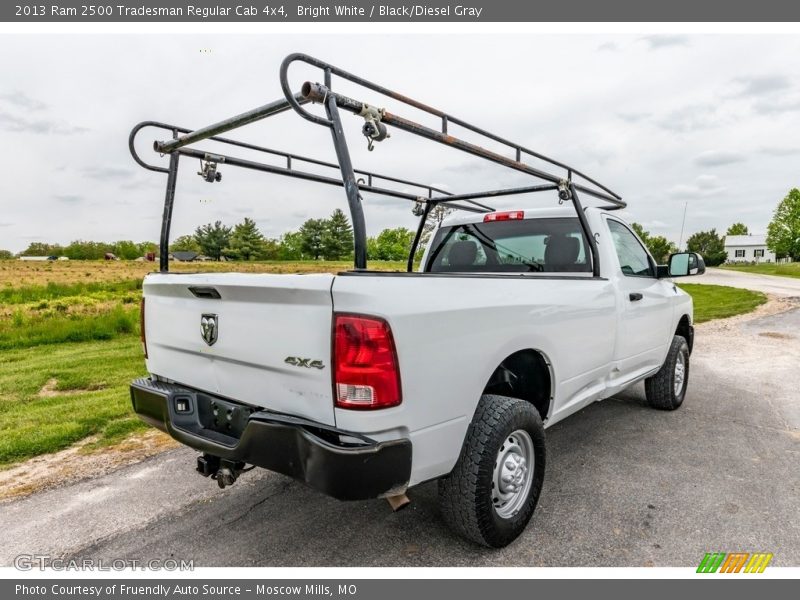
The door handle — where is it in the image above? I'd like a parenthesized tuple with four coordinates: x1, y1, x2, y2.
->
(629, 292, 643, 301)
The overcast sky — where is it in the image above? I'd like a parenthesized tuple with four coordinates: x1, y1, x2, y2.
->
(0, 33, 798, 253)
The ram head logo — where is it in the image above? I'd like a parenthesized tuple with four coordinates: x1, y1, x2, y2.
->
(200, 314, 218, 346)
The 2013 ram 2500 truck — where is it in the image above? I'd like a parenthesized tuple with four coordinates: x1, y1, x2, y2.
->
(129, 53, 706, 547)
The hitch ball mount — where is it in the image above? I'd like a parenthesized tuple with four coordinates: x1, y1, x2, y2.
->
(197, 453, 246, 489)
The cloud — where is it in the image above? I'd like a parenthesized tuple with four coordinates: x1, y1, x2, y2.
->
(82, 166, 133, 180)
(759, 146, 800, 156)
(642, 219, 668, 229)
(639, 35, 690, 50)
(598, 42, 618, 52)
(668, 175, 727, 199)
(695, 174, 721, 189)
(0, 91, 47, 111)
(0, 222, 13, 227)
(730, 75, 791, 97)
(0, 111, 88, 135)
(656, 104, 717, 132)
(54, 194, 83, 203)
(617, 111, 651, 123)
(693, 150, 746, 167)
(752, 97, 800, 115)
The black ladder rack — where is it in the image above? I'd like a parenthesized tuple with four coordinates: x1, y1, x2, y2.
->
(129, 52, 625, 276)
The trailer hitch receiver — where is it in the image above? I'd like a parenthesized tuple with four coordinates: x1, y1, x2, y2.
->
(197, 453, 246, 489)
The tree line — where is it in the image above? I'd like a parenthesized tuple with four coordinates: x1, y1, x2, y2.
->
(169, 209, 415, 262)
(5, 188, 799, 264)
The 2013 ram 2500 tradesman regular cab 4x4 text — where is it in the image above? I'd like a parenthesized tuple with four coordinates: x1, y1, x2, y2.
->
(129, 53, 706, 547)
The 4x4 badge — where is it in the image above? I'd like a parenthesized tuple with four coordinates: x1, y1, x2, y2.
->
(200, 314, 218, 346)
(285, 356, 325, 369)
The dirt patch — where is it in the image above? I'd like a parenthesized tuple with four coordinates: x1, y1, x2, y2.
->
(37, 378, 107, 397)
(697, 294, 799, 334)
(0, 430, 178, 502)
(759, 331, 795, 340)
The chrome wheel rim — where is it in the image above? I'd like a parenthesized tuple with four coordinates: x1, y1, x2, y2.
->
(492, 429, 534, 519)
(674, 351, 686, 396)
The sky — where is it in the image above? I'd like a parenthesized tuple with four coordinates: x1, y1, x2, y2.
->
(0, 33, 798, 253)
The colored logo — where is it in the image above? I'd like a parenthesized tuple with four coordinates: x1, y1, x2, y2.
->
(697, 552, 773, 573)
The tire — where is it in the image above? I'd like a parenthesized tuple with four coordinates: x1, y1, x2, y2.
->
(645, 335, 690, 410)
(438, 394, 546, 548)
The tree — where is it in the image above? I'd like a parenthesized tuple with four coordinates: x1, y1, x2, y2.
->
(278, 231, 305, 260)
(686, 229, 727, 266)
(726, 222, 749, 236)
(0, 249, 13, 259)
(224, 218, 268, 261)
(630, 223, 677, 263)
(20, 242, 64, 257)
(63, 240, 110, 260)
(766, 188, 800, 261)
(631, 222, 650, 245)
(646, 236, 677, 264)
(368, 227, 415, 261)
(260, 238, 281, 260)
(112, 240, 141, 260)
(194, 221, 232, 261)
(321, 209, 354, 260)
(299, 218, 326, 260)
(170, 235, 200, 253)
(137, 241, 158, 257)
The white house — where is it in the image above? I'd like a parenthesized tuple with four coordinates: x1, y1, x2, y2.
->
(724, 234, 775, 263)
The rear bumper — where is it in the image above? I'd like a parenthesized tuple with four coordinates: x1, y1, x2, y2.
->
(130, 377, 411, 500)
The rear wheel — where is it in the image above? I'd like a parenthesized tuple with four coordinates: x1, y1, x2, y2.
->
(645, 335, 690, 410)
(438, 394, 546, 548)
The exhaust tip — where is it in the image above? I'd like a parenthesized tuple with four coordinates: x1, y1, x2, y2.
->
(386, 493, 411, 512)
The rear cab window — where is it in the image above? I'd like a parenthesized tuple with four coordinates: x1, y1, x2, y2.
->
(425, 217, 592, 274)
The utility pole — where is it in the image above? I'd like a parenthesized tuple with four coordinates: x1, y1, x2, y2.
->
(678, 200, 688, 251)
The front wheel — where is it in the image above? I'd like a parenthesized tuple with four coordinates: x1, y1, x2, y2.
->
(645, 335, 690, 410)
(438, 394, 546, 548)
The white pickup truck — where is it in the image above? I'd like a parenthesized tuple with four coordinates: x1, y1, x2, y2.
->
(129, 54, 706, 547)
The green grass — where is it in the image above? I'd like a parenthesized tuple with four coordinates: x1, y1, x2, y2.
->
(721, 262, 800, 279)
(0, 305, 139, 350)
(0, 337, 148, 466)
(0, 279, 142, 304)
(679, 283, 767, 323)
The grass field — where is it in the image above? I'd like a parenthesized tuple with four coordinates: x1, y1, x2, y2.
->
(678, 283, 766, 323)
(721, 262, 800, 279)
(0, 261, 769, 468)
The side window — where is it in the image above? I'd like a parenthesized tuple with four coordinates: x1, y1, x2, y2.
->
(607, 219, 655, 278)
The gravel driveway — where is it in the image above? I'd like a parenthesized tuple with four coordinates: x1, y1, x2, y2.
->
(695, 267, 800, 296)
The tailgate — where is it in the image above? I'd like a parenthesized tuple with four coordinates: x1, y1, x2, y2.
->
(142, 273, 336, 426)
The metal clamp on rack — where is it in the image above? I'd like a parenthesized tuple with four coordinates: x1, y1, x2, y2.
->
(198, 154, 224, 183)
(360, 104, 390, 151)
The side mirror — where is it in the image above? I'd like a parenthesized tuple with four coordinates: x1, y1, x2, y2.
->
(667, 252, 706, 277)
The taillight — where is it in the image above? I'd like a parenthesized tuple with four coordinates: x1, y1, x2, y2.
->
(140, 297, 147, 358)
(333, 314, 401, 410)
(484, 210, 524, 222)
